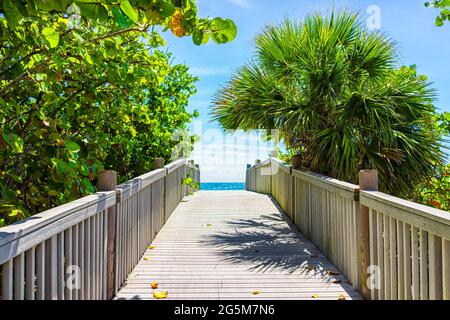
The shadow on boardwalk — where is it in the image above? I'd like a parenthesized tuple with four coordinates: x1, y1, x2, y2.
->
(200, 212, 338, 279)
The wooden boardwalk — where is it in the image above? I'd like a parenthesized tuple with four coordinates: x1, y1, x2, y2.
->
(115, 191, 362, 300)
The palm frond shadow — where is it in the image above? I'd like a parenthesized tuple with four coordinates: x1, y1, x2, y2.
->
(200, 213, 338, 279)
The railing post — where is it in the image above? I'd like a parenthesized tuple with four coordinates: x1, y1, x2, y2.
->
(359, 169, 378, 299)
(97, 170, 117, 300)
(291, 155, 301, 170)
(153, 158, 165, 169)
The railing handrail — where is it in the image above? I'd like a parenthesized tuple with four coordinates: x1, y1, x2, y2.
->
(0, 158, 193, 265)
(0, 192, 116, 249)
(165, 158, 186, 173)
(116, 168, 166, 202)
(246, 157, 450, 300)
(361, 190, 450, 230)
(0, 191, 116, 265)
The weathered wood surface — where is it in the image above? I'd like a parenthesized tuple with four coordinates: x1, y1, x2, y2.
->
(115, 191, 362, 300)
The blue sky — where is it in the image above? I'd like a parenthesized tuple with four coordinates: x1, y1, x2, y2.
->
(163, 0, 450, 182)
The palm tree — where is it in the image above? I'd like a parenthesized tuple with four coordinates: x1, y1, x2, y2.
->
(212, 11, 444, 196)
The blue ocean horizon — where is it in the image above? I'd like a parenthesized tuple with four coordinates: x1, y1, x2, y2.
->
(201, 182, 245, 191)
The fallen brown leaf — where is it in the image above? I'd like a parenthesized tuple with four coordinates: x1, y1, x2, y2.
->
(153, 291, 168, 299)
(326, 270, 340, 276)
(151, 282, 158, 289)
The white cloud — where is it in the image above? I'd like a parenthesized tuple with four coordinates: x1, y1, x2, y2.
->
(227, 0, 252, 9)
(189, 128, 274, 182)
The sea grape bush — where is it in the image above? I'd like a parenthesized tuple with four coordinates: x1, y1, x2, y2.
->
(0, 1, 236, 226)
(0, 0, 237, 45)
(425, 0, 450, 26)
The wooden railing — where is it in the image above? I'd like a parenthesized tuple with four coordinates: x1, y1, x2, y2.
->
(0, 159, 199, 300)
(246, 158, 450, 300)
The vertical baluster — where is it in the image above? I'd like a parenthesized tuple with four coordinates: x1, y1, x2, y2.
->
(103, 209, 108, 299)
(35, 242, 45, 300)
(411, 227, 420, 300)
(429, 234, 443, 300)
(369, 208, 378, 300)
(99, 211, 104, 299)
(25, 248, 35, 300)
(13, 253, 25, 300)
(45, 236, 57, 300)
(64, 228, 72, 300)
(403, 223, 412, 300)
(376, 212, 384, 299)
(78, 221, 85, 300)
(57, 232, 64, 300)
(383, 215, 391, 300)
(2, 259, 13, 300)
(45, 236, 57, 299)
(72, 224, 79, 300)
(389, 218, 397, 300)
(419, 229, 429, 300)
(84, 217, 91, 300)
(96, 212, 100, 299)
(443, 239, 450, 300)
(397, 221, 404, 300)
(90, 214, 96, 300)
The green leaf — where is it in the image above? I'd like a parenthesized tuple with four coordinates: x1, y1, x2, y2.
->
(3, 133, 24, 153)
(192, 30, 210, 45)
(66, 141, 81, 153)
(155, 0, 176, 19)
(42, 27, 60, 48)
(210, 18, 237, 44)
(82, 178, 95, 194)
(51, 158, 69, 175)
(77, 3, 109, 21)
(112, 6, 134, 28)
(3, 0, 23, 27)
(80, 164, 90, 176)
(120, 0, 139, 23)
(436, 16, 444, 27)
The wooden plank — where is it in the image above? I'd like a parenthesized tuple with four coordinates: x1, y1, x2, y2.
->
(115, 191, 361, 300)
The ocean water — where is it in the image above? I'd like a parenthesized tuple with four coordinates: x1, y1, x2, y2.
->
(201, 182, 245, 191)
